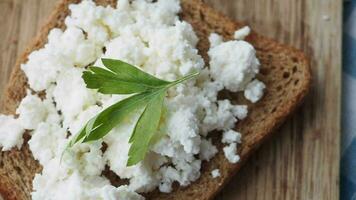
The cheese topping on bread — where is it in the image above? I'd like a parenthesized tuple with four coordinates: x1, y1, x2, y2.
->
(0, 0, 264, 199)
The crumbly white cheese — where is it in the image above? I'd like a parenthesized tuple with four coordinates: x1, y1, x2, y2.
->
(223, 143, 240, 163)
(21, 48, 70, 92)
(16, 92, 60, 130)
(208, 40, 260, 92)
(16, 93, 47, 130)
(209, 33, 223, 47)
(167, 108, 200, 154)
(211, 169, 221, 178)
(0, 115, 25, 151)
(21, 25, 101, 92)
(202, 100, 247, 133)
(234, 26, 251, 40)
(0, 0, 265, 199)
(158, 159, 201, 193)
(222, 129, 241, 144)
(32, 158, 144, 200)
(96, 20, 203, 81)
(199, 139, 218, 161)
(244, 79, 266, 103)
(63, 141, 106, 177)
(53, 67, 98, 128)
(65, 0, 110, 45)
(29, 123, 67, 165)
(100, 185, 145, 200)
(47, 27, 102, 67)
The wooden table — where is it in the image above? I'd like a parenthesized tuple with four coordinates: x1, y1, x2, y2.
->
(0, 0, 341, 199)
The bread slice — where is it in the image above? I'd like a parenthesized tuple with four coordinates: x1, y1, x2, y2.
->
(0, 0, 311, 199)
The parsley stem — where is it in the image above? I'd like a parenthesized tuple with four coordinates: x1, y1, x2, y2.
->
(168, 71, 199, 88)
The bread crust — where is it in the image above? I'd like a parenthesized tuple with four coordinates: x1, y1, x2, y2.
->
(0, 0, 311, 199)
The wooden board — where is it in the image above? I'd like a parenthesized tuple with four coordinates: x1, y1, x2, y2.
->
(0, 0, 341, 199)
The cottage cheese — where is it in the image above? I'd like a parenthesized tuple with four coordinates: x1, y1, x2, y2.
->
(21, 48, 69, 92)
(244, 79, 266, 103)
(47, 27, 102, 67)
(16, 93, 48, 130)
(32, 159, 144, 200)
(199, 139, 218, 161)
(63, 141, 106, 177)
(65, 0, 111, 45)
(222, 129, 241, 144)
(28, 123, 67, 165)
(209, 33, 223, 47)
(166, 108, 200, 154)
(0, 115, 24, 151)
(0, 0, 265, 199)
(16, 91, 61, 130)
(208, 38, 260, 92)
(53, 67, 98, 128)
(223, 143, 240, 163)
(234, 26, 251, 40)
(211, 169, 221, 178)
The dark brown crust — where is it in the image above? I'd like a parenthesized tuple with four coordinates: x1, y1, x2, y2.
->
(0, 0, 311, 199)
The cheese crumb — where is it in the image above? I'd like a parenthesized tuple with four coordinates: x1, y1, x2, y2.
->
(167, 108, 200, 154)
(108, 185, 145, 200)
(208, 40, 260, 92)
(53, 67, 98, 127)
(21, 48, 69, 92)
(211, 169, 221, 178)
(209, 33, 223, 47)
(0, 115, 25, 151)
(16, 92, 60, 130)
(232, 105, 248, 120)
(29, 123, 67, 165)
(234, 26, 251, 40)
(222, 130, 241, 144)
(223, 143, 240, 163)
(244, 79, 266, 103)
(47, 27, 102, 67)
(65, 0, 110, 44)
(199, 139, 218, 161)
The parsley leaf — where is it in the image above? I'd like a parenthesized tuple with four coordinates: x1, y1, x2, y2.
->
(82, 59, 170, 94)
(67, 59, 199, 166)
(127, 89, 166, 166)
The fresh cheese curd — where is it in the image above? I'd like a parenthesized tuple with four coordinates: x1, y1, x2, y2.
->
(211, 169, 221, 178)
(0, 0, 265, 199)
(0, 115, 24, 151)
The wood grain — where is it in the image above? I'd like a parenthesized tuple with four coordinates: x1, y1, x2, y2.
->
(0, 0, 341, 200)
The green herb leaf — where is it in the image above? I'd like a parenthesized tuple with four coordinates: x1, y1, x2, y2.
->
(127, 90, 166, 166)
(101, 59, 170, 86)
(78, 92, 154, 146)
(67, 59, 199, 166)
(82, 59, 171, 94)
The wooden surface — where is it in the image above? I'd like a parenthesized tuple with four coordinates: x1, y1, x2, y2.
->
(0, 0, 342, 200)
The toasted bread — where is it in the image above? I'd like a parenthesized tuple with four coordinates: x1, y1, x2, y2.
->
(0, 0, 311, 199)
